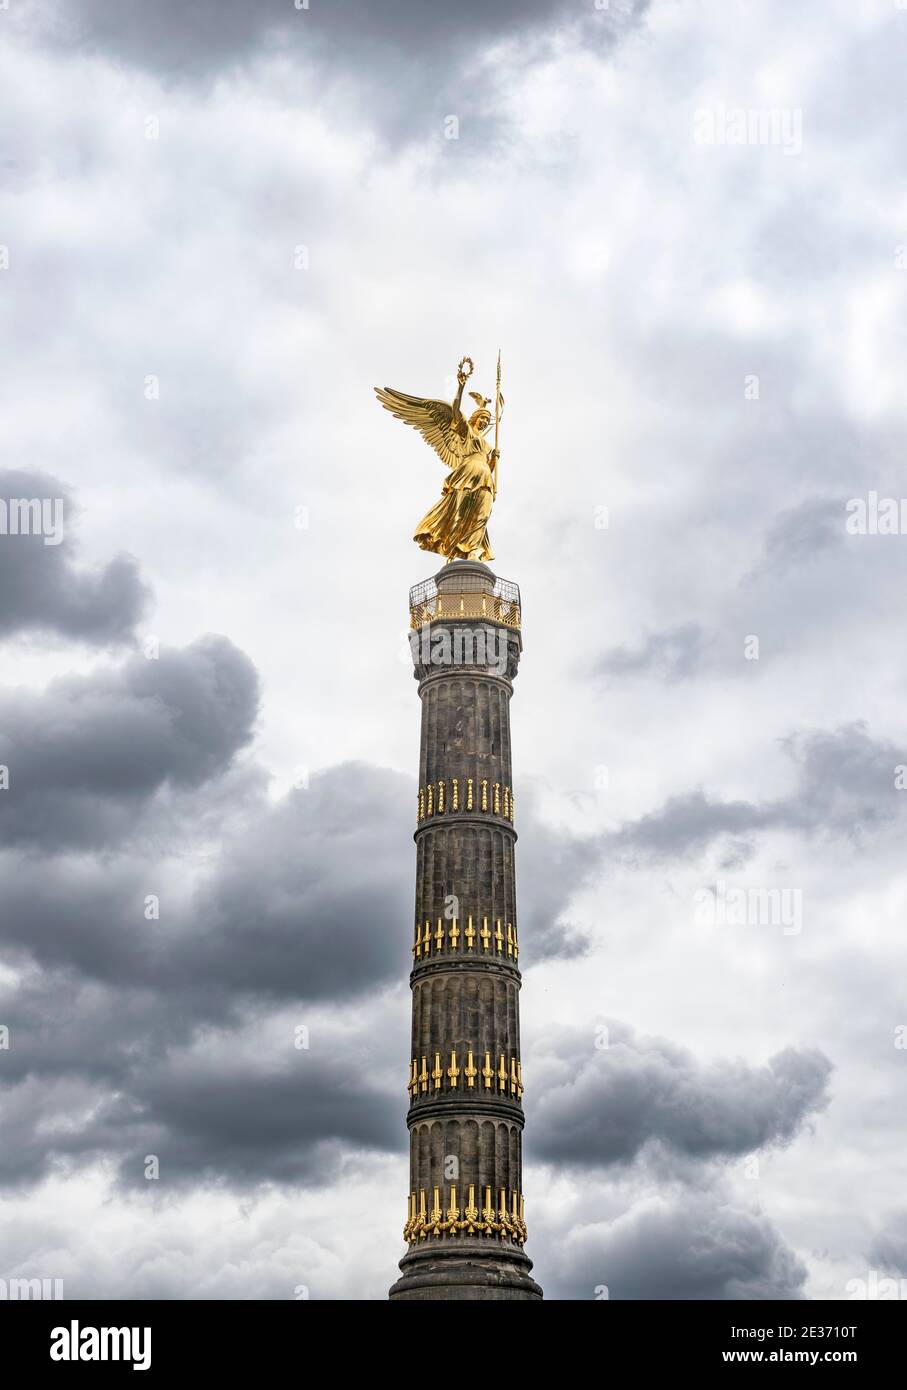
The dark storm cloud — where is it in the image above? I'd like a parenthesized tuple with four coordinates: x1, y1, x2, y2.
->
(530, 1023, 826, 1301)
(0, 969, 220, 1087)
(0, 471, 148, 643)
(611, 721, 906, 864)
(513, 792, 597, 961)
(35, 0, 650, 145)
(181, 765, 414, 1001)
(0, 1036, 402, 1189)
(119, 1056, 401, 1186)
(0, 752, 603, 1191)
(0, 1074, 118, 1186)
(0, 765, 407, 999)
(596, 622, 714, 682)
(0, 769, 394, 1190)
(0, 861, 163, 985)
(48, 0, 643, 75)
(0, 747, 591, 998)
(0, 788, 410, 1188)
(777, 722, 904, 839)
(550, 1194, 809, 1300)
(529, 1024, 831, 1169)
(0, 969, 404, 1188)
(530, 1022, 827, 1301)
(0, 635, 259, 850)
(613, 788, 774, 863)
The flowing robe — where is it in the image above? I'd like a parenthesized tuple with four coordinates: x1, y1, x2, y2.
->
(413, 427, 494, 562)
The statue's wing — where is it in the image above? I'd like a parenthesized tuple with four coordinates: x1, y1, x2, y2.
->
(374, 386, 465, 468)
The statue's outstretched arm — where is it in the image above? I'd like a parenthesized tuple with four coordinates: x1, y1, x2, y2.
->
(451, 371, 467, 430)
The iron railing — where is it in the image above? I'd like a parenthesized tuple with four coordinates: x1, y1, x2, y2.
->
(409, 574, 521, 630)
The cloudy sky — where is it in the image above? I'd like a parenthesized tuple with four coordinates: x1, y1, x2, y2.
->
(1, 0, 906, 1300)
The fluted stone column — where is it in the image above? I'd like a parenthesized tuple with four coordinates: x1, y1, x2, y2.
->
(389, 560, 543, 1301)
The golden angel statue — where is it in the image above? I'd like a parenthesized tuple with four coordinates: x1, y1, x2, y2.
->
(375, 354, 502, 563)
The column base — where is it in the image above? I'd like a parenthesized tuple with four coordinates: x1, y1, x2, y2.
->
(389, 1238, 543, 1301)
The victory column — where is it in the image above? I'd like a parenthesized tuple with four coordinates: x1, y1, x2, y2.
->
(376, 356, 543, 1301)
